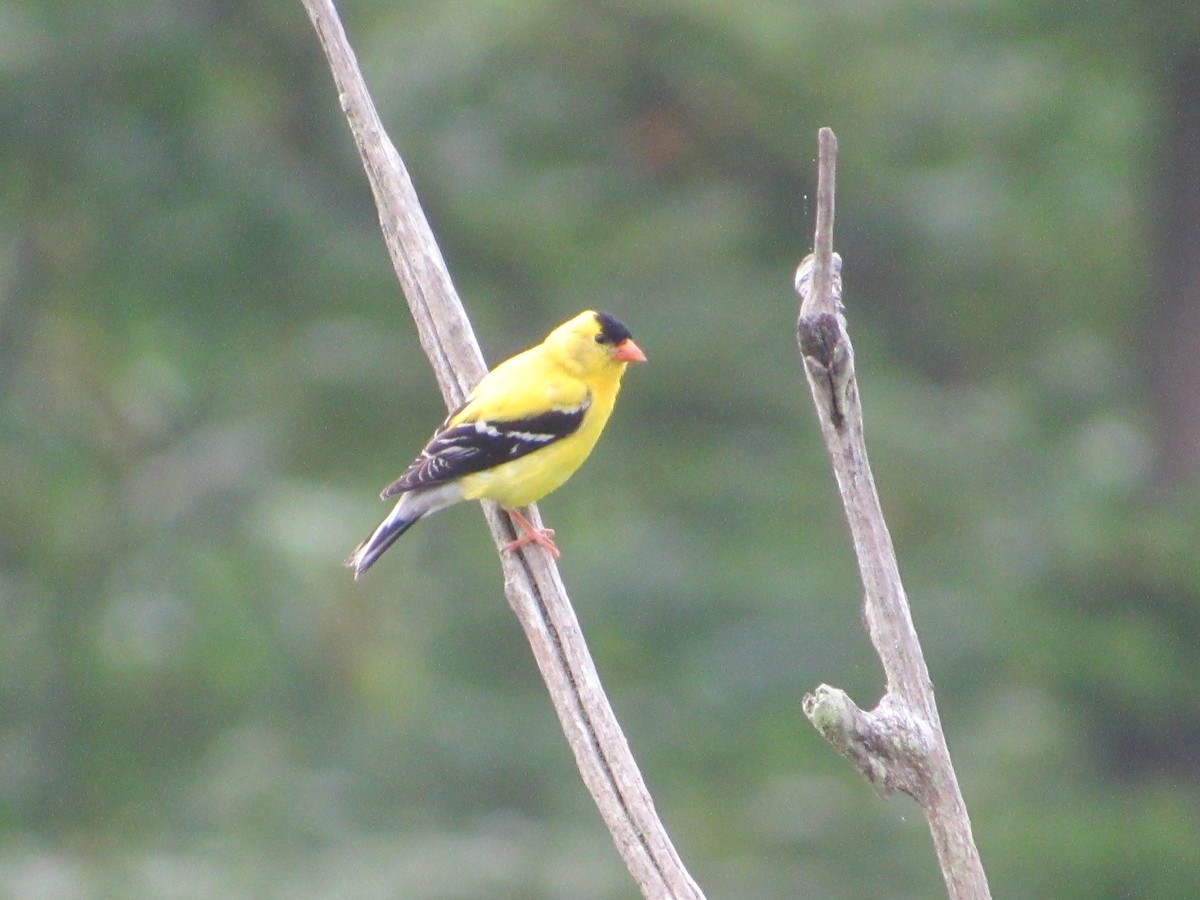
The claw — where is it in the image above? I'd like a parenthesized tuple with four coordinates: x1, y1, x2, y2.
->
(503, 509, 561, 559)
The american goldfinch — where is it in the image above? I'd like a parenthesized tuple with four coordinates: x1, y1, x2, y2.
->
(347, 310, 646, 579)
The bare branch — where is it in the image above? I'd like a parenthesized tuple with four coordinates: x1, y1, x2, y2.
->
(301, 2, 704, 896)
(796, 128, 992, 899)
(809, 128, 838, 319)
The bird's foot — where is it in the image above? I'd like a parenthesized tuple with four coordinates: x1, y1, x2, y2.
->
(503, 509, 561, 559)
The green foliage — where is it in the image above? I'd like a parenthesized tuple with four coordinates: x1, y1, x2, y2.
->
(3, 0, 1199, 896)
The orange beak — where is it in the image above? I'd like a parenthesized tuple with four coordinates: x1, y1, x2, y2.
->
(613, 338, 647, 363)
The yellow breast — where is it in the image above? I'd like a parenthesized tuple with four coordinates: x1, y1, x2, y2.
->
(459, 379, 620, 509)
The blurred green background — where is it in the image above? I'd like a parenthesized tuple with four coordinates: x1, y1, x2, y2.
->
(5, 1, 1200, 897)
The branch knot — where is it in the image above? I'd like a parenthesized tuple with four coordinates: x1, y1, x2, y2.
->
(802, 685, 935, 803)
(795, 251, 853, 430)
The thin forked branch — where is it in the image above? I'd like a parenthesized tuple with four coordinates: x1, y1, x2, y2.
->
(796, 128, 991, 899)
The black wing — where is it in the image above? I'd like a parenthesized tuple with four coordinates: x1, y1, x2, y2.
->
(381, 402, 590, 498)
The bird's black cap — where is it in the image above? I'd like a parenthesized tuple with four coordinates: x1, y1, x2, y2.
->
(594, 311, 634, 345)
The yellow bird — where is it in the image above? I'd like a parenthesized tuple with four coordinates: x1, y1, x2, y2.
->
(347, 310, 646, 578)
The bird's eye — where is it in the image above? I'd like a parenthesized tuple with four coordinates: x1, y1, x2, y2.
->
(595, 333, 608, 344)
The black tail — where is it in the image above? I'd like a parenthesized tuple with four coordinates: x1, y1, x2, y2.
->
(345, 510, 420, 580)
(346, 482, 463, 579)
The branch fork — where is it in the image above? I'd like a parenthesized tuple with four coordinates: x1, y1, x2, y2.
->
(795, 128, 991, 899)
(803, 685, 935, 803)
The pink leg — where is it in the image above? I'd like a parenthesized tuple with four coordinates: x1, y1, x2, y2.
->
(503, 508, 561, 559)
